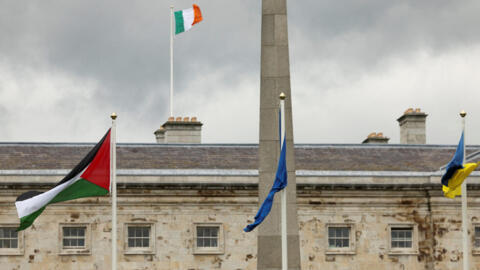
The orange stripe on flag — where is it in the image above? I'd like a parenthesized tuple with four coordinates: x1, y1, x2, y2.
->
(193, 4, 203, 25)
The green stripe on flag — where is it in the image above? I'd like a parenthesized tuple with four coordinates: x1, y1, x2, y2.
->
(18, 207, 45, 231)
(175, 10, 185, 34)
(49, 179, 108, 204)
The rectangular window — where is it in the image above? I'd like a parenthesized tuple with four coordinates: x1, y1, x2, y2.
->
(328, 227, 350, 248)
(0, 227, 18, 249)
(196, 226, 219, 248)
(475, 227, 480, 248)
(59, 224, 90, 255)
(193, 223, 224, 255)
(391, 228, 412, 248)
(62, 226, 86, 249)
(124, 223, 155, 255)
(388, 224, 418, 255)
(325, 224, 355, 255)
(128, 226, 150, 248)
(0, 225, 24, 255)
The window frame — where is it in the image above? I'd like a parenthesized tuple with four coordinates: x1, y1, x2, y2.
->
(59, 223, 91, 256)
(388, 223, 418, 255)
(193, 223, 224, 255)
(124, 223, 155, 255)
(325, 223, 356, 255)
(472, 223, 480, 255)
(0, 224, 24, 256)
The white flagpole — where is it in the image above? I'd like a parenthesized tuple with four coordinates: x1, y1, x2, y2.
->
(111, 113, 117, 270)
(460, 110, 468, 270)
(279, 93, 287, 270)
(170, 5, 174, 117)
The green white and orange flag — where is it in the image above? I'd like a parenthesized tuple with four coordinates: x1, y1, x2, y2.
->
(15, 130, 112, 231)
(175, 4, 203, 35)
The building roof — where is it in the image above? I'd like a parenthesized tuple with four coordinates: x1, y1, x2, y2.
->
(1, 143, 480, 172)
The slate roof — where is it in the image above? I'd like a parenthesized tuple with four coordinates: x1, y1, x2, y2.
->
(1, 143, 480, 172)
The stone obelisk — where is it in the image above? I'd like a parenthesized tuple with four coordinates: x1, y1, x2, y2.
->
(258, 0, 301, 269)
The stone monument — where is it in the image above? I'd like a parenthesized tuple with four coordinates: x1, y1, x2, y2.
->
(258, 0, 301, 269)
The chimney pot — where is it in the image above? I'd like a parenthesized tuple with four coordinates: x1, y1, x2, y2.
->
(183, 117, 190, 122)
(191, 117, 197, 122)
(168, 116, 175, 121)
(175, 117, 182, 122)
(363, 132, 389, 144)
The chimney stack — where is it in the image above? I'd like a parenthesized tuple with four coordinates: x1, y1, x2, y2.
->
(362, 132, 390, 144)
(154, 116, 203, 144)
(397, 108, 427, 144)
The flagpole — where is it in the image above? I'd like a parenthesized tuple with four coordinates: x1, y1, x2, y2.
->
(279, 93, 287, 270)
(110, 113, 117, 270)
(460, 110, 468, 270)
(170, 5, 174, 117)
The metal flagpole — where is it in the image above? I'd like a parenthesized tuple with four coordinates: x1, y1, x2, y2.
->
(460, 110, 468, 270)
(111, 113, 117, 270)
(279, 93, 287, 270)
(170, 5, 174, 117)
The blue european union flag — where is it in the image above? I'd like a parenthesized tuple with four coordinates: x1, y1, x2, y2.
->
(244, 112, 287, 232)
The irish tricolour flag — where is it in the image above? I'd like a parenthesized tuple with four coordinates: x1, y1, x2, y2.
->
(175, 4, 203, 35)
(15, 130, 112, 231)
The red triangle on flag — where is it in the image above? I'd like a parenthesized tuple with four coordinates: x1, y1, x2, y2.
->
(81, 130, 111, 190)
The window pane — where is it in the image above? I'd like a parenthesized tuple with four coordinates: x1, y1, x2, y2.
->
(63, 239, 69, 247)
(197, 238, 203, 247)
(128, 239, 134, 247)
(328, 239, 335, 247)
(328, 228, 334, 237)
(211, 228, 218, 237)
(78, 239, 85, 247)
(4, 240, 10, 248)
(343, 239, 349, 247)
(211, 238, 218, 247)
(0, 229, 4, 238)
(11, 239, 18, 249)
(143, 238, 149, 247)
(78, 228, 85, 237)
(143, 227, 149, 237)
(63, 228, 71, 237)
(128, 228, 134, 237)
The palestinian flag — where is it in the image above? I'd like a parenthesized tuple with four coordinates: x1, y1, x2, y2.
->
(15, 130, 112, 231)
(175, 4, 203, 35)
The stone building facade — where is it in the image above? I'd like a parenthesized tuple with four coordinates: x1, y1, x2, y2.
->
(1, 111, 480, 270)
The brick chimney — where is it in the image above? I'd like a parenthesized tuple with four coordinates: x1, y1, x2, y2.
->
(362, 132, 389, 144)
(397, 108, 427, 144)
(154, 116, 203, 144)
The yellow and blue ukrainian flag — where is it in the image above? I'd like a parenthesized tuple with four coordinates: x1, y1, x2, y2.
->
(441, 132, 479, 198)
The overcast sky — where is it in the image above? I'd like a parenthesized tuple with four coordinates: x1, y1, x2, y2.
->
(1, 0, 480, 144)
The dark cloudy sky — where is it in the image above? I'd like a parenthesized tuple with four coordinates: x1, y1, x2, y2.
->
(1, 0, 480, 144)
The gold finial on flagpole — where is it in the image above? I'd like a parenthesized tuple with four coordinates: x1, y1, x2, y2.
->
(460, 110, 466, 118)
(111, 112, 117, 120)
(279, 92, 286, 100)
